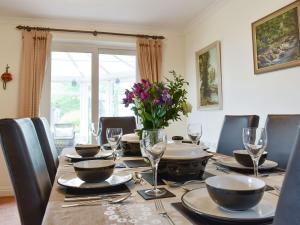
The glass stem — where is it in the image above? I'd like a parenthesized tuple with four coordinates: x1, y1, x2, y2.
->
(153, 163, 158, 191)
(253, 158, 259, 177)
(113, 147, 116, 161)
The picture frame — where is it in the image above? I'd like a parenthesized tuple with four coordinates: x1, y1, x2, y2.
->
(195, 41, 223, 110)
(252, 1, 300, 74)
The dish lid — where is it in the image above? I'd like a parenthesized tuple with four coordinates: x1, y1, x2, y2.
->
(163, 143, 210, 160)
(121, 133, 139, 143)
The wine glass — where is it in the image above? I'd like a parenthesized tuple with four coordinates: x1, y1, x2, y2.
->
(187, 123, 202, 145)
(242, 128, 267, 177)
(89, 122, 101, 143)
(140, 131, 150, 159)
(143, 129, 167, 196)
(106, 128, 123, 161)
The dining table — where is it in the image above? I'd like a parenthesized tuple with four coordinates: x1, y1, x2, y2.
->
(42, 148, 285, 225)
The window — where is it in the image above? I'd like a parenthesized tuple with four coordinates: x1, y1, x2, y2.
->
(99, 53, 136, 117)
(47, 44, 136, 145)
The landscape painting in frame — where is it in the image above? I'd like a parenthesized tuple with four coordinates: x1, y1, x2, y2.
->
(252, 1, 300, 74)
(196, 41, 222, 110)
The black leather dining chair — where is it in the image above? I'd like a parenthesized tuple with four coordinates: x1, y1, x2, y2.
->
(32, 117, 59, 184)
(216, 115, 259, 156)
(99, 116, 136, 144)
(265, 114, 300, 169)
(273, 127, 300, 225)
(0, 118, 52, 225)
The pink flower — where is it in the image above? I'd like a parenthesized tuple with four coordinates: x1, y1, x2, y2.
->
(141, 79, 151, 90)
(140, 91, 150, 101)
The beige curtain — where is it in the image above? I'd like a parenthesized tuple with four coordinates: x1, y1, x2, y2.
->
(18, 30, 52, 118)
(136, 38, 162, 83)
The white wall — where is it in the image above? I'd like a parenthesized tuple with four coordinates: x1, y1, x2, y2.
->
(0, 17, 185, 196)
(185, 0, 300, 149)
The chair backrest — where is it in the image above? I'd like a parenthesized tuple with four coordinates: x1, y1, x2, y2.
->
(216, 115, 259, 156)
(273, 127, 300, 225)
(99, 116, 136, 144)
(32, 117, 59, 184)
(0, 118, 51, 225)
(265, 114, 300, 169)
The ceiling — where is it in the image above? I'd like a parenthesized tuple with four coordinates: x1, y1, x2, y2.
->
(0, 0, 216, 29)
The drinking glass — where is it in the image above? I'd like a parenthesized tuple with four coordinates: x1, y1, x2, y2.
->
(143, 129, 167, 196)
(242, 128, 267, 177)
(89, 122, 101, 143)
(187, 123, 202, 145)
(106, 128, 123, 161)
(140, 131, 150, 159)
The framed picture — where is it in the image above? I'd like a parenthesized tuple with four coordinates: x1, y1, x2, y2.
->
(252, 1, 300, 74)
(195, 41, 222, 110)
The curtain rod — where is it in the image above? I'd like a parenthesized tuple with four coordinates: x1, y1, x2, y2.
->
(16, 25, 165, 40)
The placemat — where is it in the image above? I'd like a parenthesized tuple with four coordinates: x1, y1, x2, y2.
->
(171, 202, 273, 225)
(137, 188, 175, 200)
(141, 172, 165, 186)
(123, 159, 150, 168)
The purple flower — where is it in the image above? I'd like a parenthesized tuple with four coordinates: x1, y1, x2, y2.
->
(153, 99, 160, 105)
(156, 87, 162, 94)
(123, 98, 129, 107)
(141, 79, 151, 90)
(167, 98, 173, 106)
(153, 99, 163, 106)
(162, 89, 170, 102)
(133, 83, 143, 96)
(162, 88, 169, 95)
(123, 89, 134, 107)
(140, 91, 150, 101)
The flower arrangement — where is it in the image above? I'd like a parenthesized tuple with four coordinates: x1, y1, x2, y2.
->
(123, 70, 192, 130)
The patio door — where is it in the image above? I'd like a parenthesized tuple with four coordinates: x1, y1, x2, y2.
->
(47, 44, 136, 146)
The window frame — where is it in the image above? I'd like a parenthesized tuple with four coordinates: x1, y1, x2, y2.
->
(41, 41, 137, 143)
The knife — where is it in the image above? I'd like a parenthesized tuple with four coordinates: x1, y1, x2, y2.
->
(64, 193, 128, 202)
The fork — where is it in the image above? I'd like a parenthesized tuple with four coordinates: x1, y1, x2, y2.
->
(155, 199, 175, 225)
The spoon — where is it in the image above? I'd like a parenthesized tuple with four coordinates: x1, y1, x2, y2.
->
(61, 193, 132, 208)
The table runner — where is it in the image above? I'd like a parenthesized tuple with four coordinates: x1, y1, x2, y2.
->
(42, 148, 284, 225)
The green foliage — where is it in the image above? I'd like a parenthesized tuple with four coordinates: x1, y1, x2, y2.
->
(51, 82, 81, 130)
(256, 8, 299, 52)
